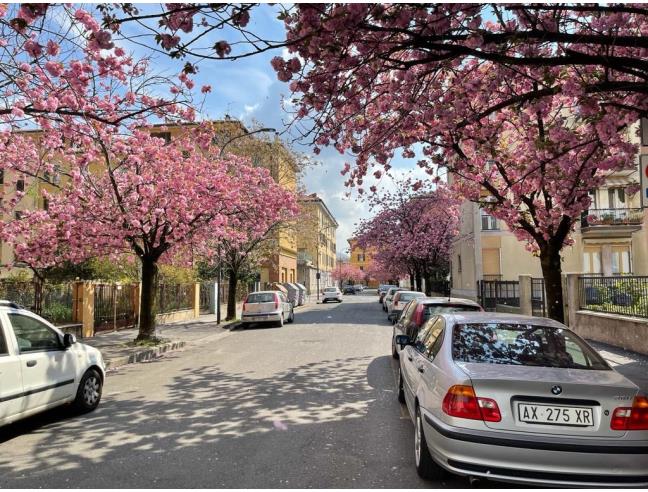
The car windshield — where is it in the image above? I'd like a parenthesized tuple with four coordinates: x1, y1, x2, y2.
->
(422, 304, 481, 323)
(246, 293, 276, 303)
(452, 323, 610, 370)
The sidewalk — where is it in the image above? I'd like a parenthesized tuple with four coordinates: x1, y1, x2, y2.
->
(85, 306, 242, 370)
(589, 340, 648, 392)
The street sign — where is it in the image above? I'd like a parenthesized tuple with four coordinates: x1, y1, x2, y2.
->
(641, 155, 648, 209)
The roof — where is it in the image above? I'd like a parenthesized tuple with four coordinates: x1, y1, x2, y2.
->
(442, 311, 566, 328)
(300, 193, 339, 227)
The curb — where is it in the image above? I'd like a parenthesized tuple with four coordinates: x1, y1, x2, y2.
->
(105, 340, 186, 371)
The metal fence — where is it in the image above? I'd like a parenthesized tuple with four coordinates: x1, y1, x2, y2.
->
(94, 284, 138, 332)
(199, 282, 213, 314)
(156, 283, 193, 314)
(579, 275, 648, 319)
(531, 278, 547, 317)
(0, 280, 76, 325)
(427, 279, 450, 296)
(478, 280, 520, 311)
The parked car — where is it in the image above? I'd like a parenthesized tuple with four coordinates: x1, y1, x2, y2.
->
(353, 284, 364, 293)
(387, 290, 426, 323)
(241, 291, 294, 327)
(343, 285, 356, 295)
(383, 287, 403, 312)
(322, 287, 342, 303)
(0, 301, 106, 428)
(392, 297, 483, 358)
(395, 312, 648, 487)
(378, 284, 398, 303)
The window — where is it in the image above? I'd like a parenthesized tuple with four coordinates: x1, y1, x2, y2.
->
(0, 326, 7, 355)
(151, 131, 171, 144)
(0, 169, 4, 185)
(42, 196, 49, 211)
(481, 210, 499, 231)
(457, 254, 462, 273)
(427, 329, 445, 359)
(9, 314, 62, 353)
(16, 179, 24, 192)
(359, 266, 364, 271)
(611, 245, 632, 274)
(583, 246, 602, 274)
(452, 323, 609, 370)
(608, 187, 626, 209)
(422, 317, 444, 356)
(588, 190, 598, 210)
(246, 293, 276, 303)
(422, 304, 482, 324)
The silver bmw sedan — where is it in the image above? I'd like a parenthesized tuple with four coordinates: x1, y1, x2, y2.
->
(396, 312, 648, 487)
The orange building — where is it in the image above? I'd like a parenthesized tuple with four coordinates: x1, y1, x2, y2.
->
(347, 238, 379, 288)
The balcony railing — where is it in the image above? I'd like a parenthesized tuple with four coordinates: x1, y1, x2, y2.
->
(581, 208, 644, 228)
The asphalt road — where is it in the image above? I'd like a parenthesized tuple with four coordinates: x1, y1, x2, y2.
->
(0, 293, 503, 488)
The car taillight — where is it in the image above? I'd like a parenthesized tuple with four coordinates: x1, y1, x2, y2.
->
(394, 301, 398, 307)
(611, 396, 648, 430)
(442, 385, 501, 422)
(275, 294, 279, 310)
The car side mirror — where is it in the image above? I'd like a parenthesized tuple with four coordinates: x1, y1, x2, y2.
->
(395, 334, 411, 349)
(63, 333, 77, 348)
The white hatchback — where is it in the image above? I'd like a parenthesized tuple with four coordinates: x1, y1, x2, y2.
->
(0, 301, 106, 427)
(322, 287, 342, 303)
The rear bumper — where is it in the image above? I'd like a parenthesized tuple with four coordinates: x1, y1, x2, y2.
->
(422, 410, 648, 487)
(241, 313, 281, 322)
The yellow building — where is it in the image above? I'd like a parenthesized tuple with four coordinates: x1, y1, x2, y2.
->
(297, 193, 338, 292)
(450, 121, 648, 300)
(348, 238, 379, 288)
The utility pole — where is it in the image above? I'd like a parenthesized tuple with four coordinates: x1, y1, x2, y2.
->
(216, 244, 222, 324)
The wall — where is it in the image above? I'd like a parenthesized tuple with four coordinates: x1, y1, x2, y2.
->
(569, 311, 648, 356)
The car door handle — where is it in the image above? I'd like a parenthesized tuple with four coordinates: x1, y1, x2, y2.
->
(407, 356, 413, 362)
(26, 360, 37, 367)
(417, 367, 425, 373)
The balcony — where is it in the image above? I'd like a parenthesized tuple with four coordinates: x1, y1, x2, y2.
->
(580, 208, 644, 238)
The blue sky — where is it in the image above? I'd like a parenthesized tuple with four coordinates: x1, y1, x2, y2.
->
(117, 4, 428, 254)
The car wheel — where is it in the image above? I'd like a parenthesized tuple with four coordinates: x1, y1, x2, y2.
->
(397, 367, 405, 403)
(392, 337, 399, 359)
(73, 368, 103, 413)
(288, 309, 294, 323)
(415, 406, 445, 480)
(277, 314, 284, 327)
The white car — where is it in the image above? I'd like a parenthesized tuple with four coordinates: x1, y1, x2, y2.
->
(241, 291, 294, 327)
(0, 301, 106, 427)
(322, 287, 342, 303)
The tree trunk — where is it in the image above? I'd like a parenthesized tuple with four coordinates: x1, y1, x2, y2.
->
(409, 272, 415, 290)
(415, 268, 423, 292)
(137, 257, 158, 341)
(540, 246, 565, 323)
(227, 271, 238, 320)
(423, 272, 432, 296)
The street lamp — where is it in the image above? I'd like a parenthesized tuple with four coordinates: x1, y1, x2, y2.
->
(316, 224, 337, 301)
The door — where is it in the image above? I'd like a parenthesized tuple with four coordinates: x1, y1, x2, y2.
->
(7, 312, 77, 412)
(0, 320, 24, 423)
(401, 318, 437, 415)
(417, 323, 447, 412)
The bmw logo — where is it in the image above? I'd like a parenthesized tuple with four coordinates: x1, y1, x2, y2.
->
(551, 385, 563, 395)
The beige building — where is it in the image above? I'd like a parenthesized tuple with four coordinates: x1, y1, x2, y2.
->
(451, 123, 648, 300)
(297, 193, 338, 292)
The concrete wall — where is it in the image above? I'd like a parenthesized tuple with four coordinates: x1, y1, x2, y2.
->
(569, 311, 648, 356)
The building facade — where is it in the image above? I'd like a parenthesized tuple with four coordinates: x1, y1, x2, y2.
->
(450, 123, 648, 300)
(347, 239, 379, 288)
(297, 193, 338, 293)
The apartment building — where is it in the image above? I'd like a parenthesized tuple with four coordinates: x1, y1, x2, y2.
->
(296, 193, 338, 293)
(348, 238, 379, 288)
(450, 123, 648, 300)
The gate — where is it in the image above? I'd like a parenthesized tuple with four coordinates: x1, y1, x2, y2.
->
(94, 284, 138, 332)
(531, 278, 546, 317)
(478, 280, 520, 312)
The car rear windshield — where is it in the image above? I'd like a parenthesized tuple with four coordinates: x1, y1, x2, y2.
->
(246, 293, 276, 303)
(324, 288, 337, 292)
(422, 304, 481, 323)
(399, 293, 424, 302)
(452, 323, 609, 370)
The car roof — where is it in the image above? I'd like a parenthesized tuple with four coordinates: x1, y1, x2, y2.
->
(439, 311, 566, 329)
(395, 290, 424, 296)
(417, 297, 482, 307)
(249, 291, 281, 295)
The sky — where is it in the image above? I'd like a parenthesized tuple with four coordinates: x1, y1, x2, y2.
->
(116, 4, 430, 255)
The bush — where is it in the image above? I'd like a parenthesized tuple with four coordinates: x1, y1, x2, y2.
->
(41, 302, 73, 324)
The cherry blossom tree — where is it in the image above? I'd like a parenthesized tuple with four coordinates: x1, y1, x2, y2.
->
(356, 183, 460, 295)
(332, 262, 364, 288)
(2, 127, 294, 340)
(266, 5, 645, 322)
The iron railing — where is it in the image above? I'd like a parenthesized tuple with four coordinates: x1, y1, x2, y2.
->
(199, 282, 213, 314)
(579, 275, 648, 319)
(427, 280, 450, 296)
(531, 278, 547, 317)
(478, 280, 520, 311)
(156, 284, 193, 314)
(581, 208, 643, 228)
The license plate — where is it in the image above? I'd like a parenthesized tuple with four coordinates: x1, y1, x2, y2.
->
(518, 403, 594, 426)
